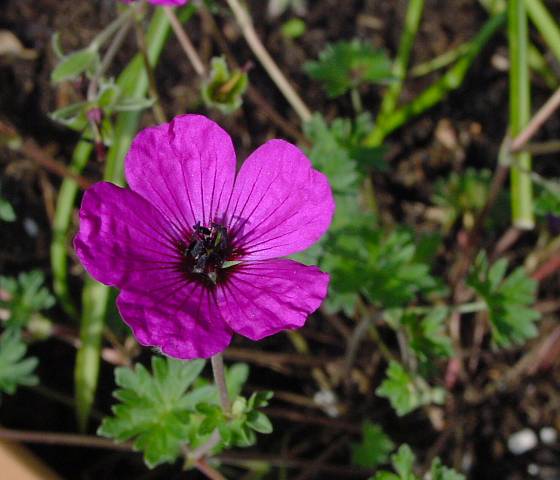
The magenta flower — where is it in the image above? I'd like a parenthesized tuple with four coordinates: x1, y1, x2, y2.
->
(75, 115, 334, 359)
(121, 0, 188, 6)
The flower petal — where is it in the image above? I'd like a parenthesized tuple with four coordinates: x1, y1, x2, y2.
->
(117, 283, 233, 359)
(74, 181, 181, 290)
(216, 259, 329, 340)
(125, 114, 237, 233)
(226, 140, 334, 260)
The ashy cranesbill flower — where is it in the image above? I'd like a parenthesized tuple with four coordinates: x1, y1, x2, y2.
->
(75, 115, 334, 359)
(121, 0, 188, 6)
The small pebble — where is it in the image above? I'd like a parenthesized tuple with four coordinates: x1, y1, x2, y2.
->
(23, 217, 38, 237)
(539, 427, 557, 445)
(508, 429, 538, 455)
(528, 464, 540, 476)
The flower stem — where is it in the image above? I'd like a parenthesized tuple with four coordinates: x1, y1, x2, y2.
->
(225, 0, 312, 123)
(163, 6, 206, 76)
(87, 18, 133, 102)
(211, 353, 231, 414)
(90, 7, 134, 51)
(195, 458, 227, 480)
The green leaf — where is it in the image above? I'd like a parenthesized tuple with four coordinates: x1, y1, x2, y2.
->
(226, 362, 249, 399)
(248, 390, 273, 410)
(98, 357, 206, 468)
(372, 444, 416, 480)
(430, 457, 465, 480)
(246, 411, 273, 434)
(304, 39, 393, 97)
(402, 307, 454, 370)
(432, 168, 509, 232)
(0, 329, 38, 395)
(0, 271, 55, 329)
(0, 195, 16, 222)
(371, 444, 464, 480)
(113, 96, 156, 112)
(322, 226, 440, 315)
(49, 102, 89, 131)
(298, 113, 396, 315)
(351, 421, 394, 468)
(51, 48, 99, 83)
(468, 253, 540, 347)
(376, 362, 445, 416)
(534, 181, 560, 217)
(201, 56, 248, 114)
(281, 18, 306, 39)
(392, 445, 416, 479)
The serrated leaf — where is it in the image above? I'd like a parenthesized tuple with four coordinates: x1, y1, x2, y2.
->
(371, 444, 464, 480)
(0, 330, 38, 395)
(98, 357, 205, 468)
(0, 271, 55, 329)
(488, 258, 508, 290)
(430, 457, 465, 480)
(351, 421, 394, 468)
(403, 307, 454, 370)
(51, 48, 99, 83)
(468, 254, 540, 347)
(376, 362, 445, 416)
(371, 444, 417, 480)
(534, 180, 560, 217)
(304, 39, 392, 97)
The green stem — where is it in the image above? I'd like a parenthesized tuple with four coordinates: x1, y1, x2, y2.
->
(375, 0, 425, 127)
(410, 42, 470, 77)
(75, 280, 109, 431)
(406, 301, 487, 315)
(51, 140, 92, 318)
(526, 0, 560, 64)
(509, 0, 534, 229)
(364, 13, 505, 147)
(478, 0, 558, 89)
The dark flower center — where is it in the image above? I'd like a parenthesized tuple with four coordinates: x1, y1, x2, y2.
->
(180, 221, 231, 285)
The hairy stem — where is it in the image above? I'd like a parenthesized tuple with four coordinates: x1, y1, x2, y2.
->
(87, 16, 133, 101)
(211, 353, 231, 414)
(225, 0, 312, 123)
(163, 6, 206, 76)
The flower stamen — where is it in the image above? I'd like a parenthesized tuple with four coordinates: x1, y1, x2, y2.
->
(182, 221, 230, 285)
